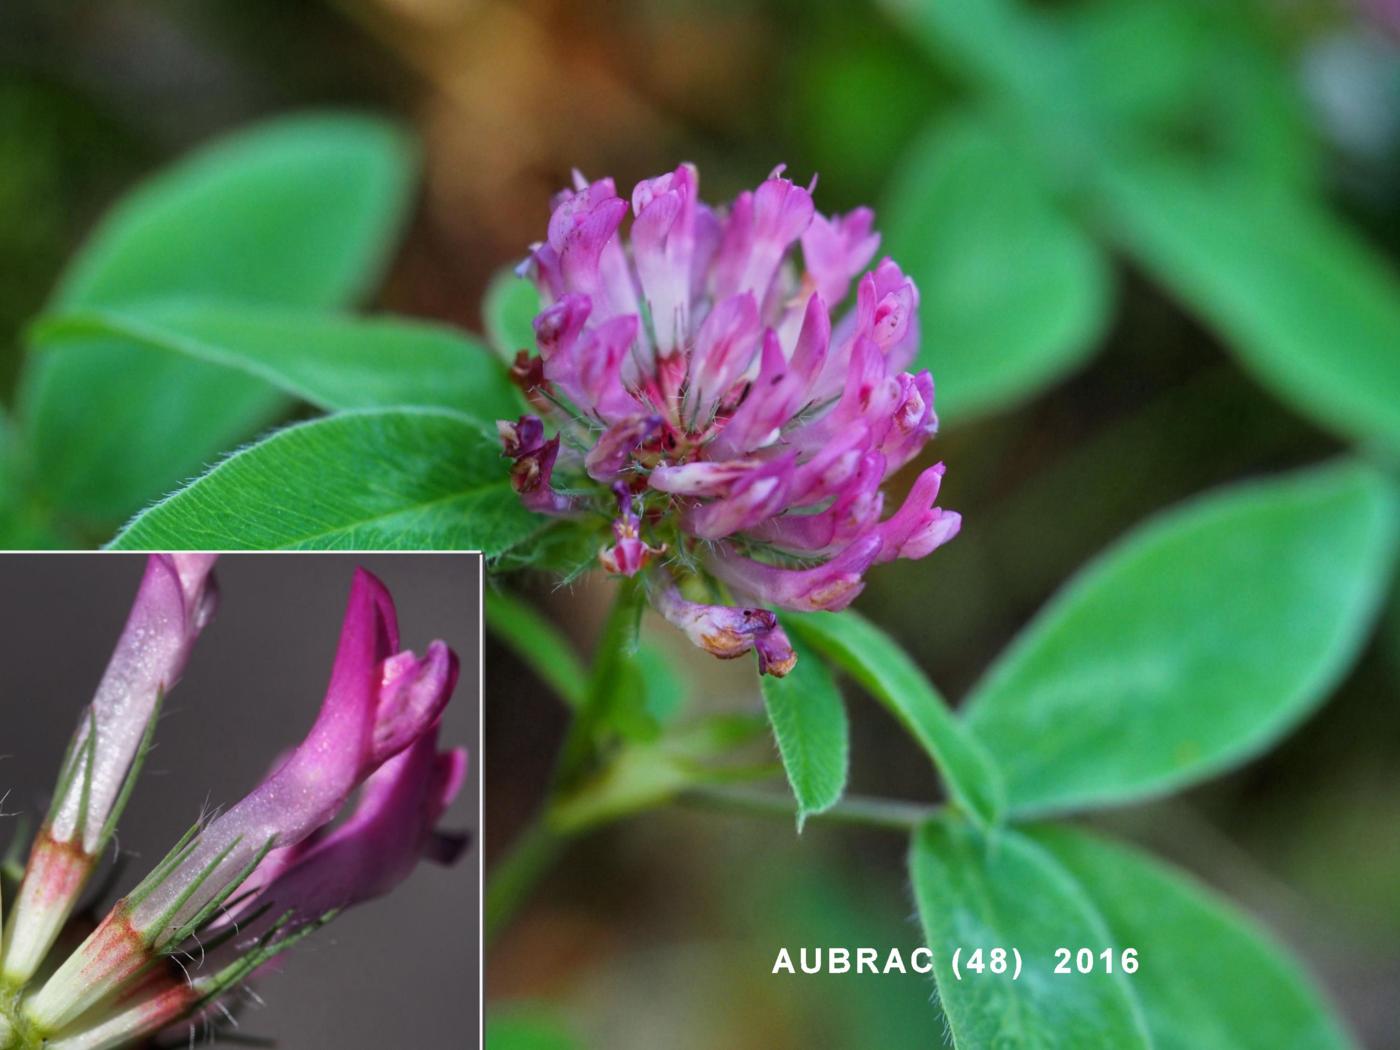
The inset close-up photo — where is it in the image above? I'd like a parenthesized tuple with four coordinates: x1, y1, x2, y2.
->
(0, 554, 480, 1050)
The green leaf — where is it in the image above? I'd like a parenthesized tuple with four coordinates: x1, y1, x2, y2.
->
(888, 0, 1072, 118)
(1100, 157, 1400, 456)
(20, 337, 288, 528)
(593, 641, 680, 744)
(633, 643, 688, 725)
(1068, 1, 1318, 190)
(489, 516, 606, 579)
(21, 113, 416, 523)
(884, 115, 1111, 423)
(966, 460, 1399, 815)
(887, 0, 1107, 174)
(32, 304, 517, 420)
(109, 408, 543, 552)
(55, 114, 414, 309)
(1032, 825, 1357, 1050)
(760, 634, 849, 830)
(909, 817, 1150, 1049)
(785, 610, 1004, 827)
(484, 589, 588, 708)
(0, 404, 69, 548)
(1067, 0, 1212, 137)
(482, 268, 541, 362)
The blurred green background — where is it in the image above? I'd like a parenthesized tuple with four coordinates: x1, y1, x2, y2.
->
(3, 0, 1398, 1046)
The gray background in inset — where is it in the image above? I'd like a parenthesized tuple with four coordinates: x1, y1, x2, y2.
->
(0, 553, 480, 1048)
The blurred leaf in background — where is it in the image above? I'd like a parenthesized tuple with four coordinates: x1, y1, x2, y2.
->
(19, 114, 416, 530)
(884, 114, 1112, 423)
(966, 460, 1398, 815)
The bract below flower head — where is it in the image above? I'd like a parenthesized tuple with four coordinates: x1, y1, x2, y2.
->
(500, 164, 960, 673)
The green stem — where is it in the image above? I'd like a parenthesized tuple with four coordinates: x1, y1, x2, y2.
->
(487, 584, 642, 945)
(678, 784, 941, 832)
(484, 817, 568, 947)
(552, 579, 642, 789)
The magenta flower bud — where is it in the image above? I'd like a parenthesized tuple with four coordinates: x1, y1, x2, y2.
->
(651, 575, 778, 661)
(2, 555, 218, 987)
(754, 623, 797, 678)
(499, 415, 576, 515)
(26, 569, 460, 1033)
(599, 485, 665, 577)
(500, 163, 959, 673)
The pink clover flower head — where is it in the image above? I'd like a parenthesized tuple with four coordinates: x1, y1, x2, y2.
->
(500, 164, 960, 673)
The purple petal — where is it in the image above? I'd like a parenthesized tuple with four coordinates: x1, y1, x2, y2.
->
(685, 454, 795, 540)
(801, 207, 880, 308)
(125, 569, 456, 940)
(876, 370, 938, 474)
(239, 729, 467, 925)
(751, 452, 887, 553)
(712, 168, 815, 306)
(683, 292, 761, 424)
(649, 458, 768, 497)
(710, 533, 882, 612)
(632, 163, 700, 355)
(585, 414, 662, 482)
(708, 295, 829, 457)
(873, 464, 961, 563)
(866, 258, 921, 372)
(577, 314, 644, 418)
(534, 293, 593, 406)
